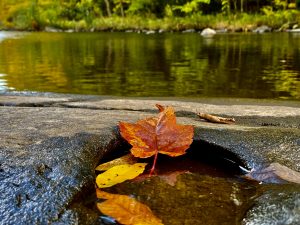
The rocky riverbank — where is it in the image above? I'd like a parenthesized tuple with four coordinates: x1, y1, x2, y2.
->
(1, 10, 300, 34)
(20, 23, 300, 34)
(0, 93, 300, 224)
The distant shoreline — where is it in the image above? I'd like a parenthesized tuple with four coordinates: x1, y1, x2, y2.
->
(1, 12, 300, 33)
(1, 27, 299, 34)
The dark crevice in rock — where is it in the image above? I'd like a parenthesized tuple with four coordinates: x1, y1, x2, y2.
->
(96, 136, 249, 177)
(188, 139, 249, 174)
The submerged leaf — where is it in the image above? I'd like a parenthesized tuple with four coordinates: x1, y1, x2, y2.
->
(245, 162, 300, 184)
(95, 154, 138, 171)
(96, 189, 163, 225)
(96, 163, 147, 188)
(159, 171, 189, 186)
(119, 104, 194, 174)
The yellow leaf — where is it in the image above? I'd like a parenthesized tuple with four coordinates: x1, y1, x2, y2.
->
(96, 189, 163, 225)
(96, 163, 147, 188)
(95, 154, 138, 171)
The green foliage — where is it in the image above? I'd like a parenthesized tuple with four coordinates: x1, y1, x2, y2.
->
(127, 0, 151, 14)
(164, 4, 174, 18)
(126, 0, 163, 17)
(113, 0, 130, 17)
(2, 0, 41, 30)
(173, 0, 211, 15)
(261, 6, 300, 27)
(60, 0, 101, 22)
(221, 0, 230, 14)
(273, 0, 288, 10)
(1, 0, 300, 31)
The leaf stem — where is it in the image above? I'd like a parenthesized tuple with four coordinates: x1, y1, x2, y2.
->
(149, 151, 158, 176)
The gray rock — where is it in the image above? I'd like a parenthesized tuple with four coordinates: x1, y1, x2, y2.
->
(287, 28, 300, 33)
(1, 93, 300, 224)
(145, 30, 156, 35)
(45, 27, 62, 33)
(0, 106, 123, 224)
(253, 25, 272, 33)
(200, 28, 217, 37)
(65, 29, 75, 33)
(0, 31, 23, 43)
(243, 186, 300, 225)
(0, 133, 113, 224)
(182, 29, 196, 33)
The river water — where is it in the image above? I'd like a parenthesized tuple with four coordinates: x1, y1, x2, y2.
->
(0, 31, 299, 100)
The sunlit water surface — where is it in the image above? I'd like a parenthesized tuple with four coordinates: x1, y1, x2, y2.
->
(0, 31, 299, 100)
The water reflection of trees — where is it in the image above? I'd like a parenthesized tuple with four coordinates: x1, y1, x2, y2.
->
(0, 33, 299, 99)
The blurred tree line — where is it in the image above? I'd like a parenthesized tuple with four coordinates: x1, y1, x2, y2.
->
(0, 0, 299, 30)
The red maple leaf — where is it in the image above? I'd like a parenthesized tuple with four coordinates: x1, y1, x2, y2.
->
(119, 104, 194, 175)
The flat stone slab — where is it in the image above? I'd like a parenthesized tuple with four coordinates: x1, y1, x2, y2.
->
(64, 98, 300, 170)
(63, 98, 300, 117)
(0, 93, 300, 224)
(0, 95, 70, 106)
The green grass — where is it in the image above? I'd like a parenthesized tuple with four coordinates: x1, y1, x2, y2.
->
(88, 12, 300, 32)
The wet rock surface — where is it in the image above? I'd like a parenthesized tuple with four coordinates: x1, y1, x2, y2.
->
(243, 185, 300, 225)
(0, 93, 299, 224)
(252, 25, 272, 33)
